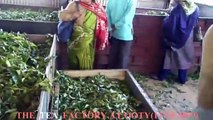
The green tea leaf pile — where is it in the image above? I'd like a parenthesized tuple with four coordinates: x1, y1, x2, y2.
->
(0, 8, 58, 22)
(0, 31, 52, 120)
(55, 72, 139, 119)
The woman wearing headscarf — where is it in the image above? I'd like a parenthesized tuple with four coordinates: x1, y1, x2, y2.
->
(159, 0, 199, 84)
(58, 0, 108, 70)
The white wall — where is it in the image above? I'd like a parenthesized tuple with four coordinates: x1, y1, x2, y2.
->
(194, 0, 213, 6)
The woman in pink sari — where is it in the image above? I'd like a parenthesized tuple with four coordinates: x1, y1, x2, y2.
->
(58, 0, 108, 69)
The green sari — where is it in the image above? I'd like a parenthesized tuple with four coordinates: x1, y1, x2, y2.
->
(68, 10, 97, 70)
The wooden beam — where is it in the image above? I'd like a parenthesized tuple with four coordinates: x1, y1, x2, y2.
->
(125, 70, 165, 120)
(63, 69, 127, 80)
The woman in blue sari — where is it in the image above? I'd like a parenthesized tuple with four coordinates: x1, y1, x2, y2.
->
(159, 0, 199, 84)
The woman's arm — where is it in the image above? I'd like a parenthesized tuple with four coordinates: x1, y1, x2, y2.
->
(58, 2, 80, 21)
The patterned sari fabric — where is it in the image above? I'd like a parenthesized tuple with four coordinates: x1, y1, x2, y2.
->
(68, 10, 96, 70)
(80, 2, 109, 50)
(68, 2, 108, 70)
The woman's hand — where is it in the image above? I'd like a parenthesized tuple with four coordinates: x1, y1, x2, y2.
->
(73, 12, 82, 19)
(58, 10, 81, 21)
(58, 10, 72, 21)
